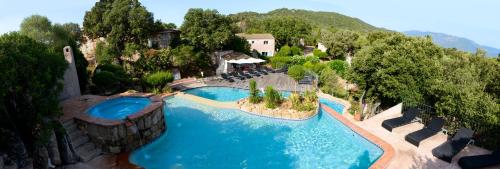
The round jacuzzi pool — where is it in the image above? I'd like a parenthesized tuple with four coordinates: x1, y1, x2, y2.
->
(87, 97, 152, 120)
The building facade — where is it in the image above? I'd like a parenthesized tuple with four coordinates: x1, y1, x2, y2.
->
(237, 33, 275, 57)
(148, 29, 180, 49)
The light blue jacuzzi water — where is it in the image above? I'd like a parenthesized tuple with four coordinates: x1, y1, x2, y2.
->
(87, 97, 151, 120)
(320, 98, 345, 114)
(130, 96, 383, 169)
(184, 86, 292, 102)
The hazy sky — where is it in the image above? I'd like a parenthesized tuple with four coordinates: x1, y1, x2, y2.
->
(1, 0, 499, 48)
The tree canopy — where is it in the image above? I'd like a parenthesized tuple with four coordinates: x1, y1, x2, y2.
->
(83, 0, 156, 58)
(321, 30, 360, 59)
(180, 8, 235, 52)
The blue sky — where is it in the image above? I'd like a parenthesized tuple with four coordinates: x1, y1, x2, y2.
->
(1, 0, 499, 48)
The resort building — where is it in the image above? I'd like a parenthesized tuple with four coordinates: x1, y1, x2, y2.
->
(317, 42, 327, 52)
(237, 33, 275, 57)
(214, 50, 265, 75)
(148, 29, 180, 49)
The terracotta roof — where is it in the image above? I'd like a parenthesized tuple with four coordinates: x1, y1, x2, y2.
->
(236, 33, 274, 40)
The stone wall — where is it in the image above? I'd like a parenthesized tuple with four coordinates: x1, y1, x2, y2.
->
(75, 101, 166, 153)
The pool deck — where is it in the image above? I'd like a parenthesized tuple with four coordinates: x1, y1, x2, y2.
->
(203, 73, 314, 92)
(347, 103, 496, 169)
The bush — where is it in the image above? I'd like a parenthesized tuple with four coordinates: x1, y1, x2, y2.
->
(313, 49, 328, 59)
(95, 41, 115, 64)
(289, 91, 318, 111)
(289, 92, 302, 110)
(291, 46, 302, 55)
(264, 86, 282, 109)
(319, 68, 347, 98)
(92, 71, 118, 93)
(288, 65, 306, 82)
(145, 71, 174, 91)
(249, 80, 261, 103)
(269, 56, 292, 69)
(275, 45, 291, 57)
(328, 60, 348, 77)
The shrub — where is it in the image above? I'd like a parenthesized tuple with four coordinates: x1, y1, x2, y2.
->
(95, 41, 115, 64)
(275, 45, 291, 57)
(289, 92, 302, 110)
(264, 86, 282, 109)
(312, 63, 327, 74)
(269, 56, 292, 69)
(313, 49, 328, 59)
(288, 65, 306, 82)
(145, 71, 174, 91)
(291, 46, 302, 55)
(319, 67, 347, 98)
(249, 80, 261, 103)
(328, 60, 348, 77)
(92, 71, 119, 93)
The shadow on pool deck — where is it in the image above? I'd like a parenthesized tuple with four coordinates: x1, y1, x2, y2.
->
(131, 105, 301, 169)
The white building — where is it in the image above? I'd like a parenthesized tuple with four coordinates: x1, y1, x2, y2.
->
(237, 33, 275, 57)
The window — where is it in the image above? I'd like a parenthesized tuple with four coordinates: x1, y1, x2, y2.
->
(251, 41, 255, 44)
(262, 52, 268, 56)
(264, 41, 269, 45)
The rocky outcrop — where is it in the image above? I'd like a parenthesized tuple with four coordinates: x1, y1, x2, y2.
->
(79, 37, 106, 66)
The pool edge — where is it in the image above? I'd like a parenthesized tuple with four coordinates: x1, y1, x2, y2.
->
(320, 103, 395, 169)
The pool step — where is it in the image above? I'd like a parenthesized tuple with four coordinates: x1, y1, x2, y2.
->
(62, 119, 102, 162)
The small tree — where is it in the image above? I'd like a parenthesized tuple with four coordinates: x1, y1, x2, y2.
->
(264, 86, 282, 109)
(248, 80, 261, 103)
(313, 49, 328, 59)
(276, 45, 291, 57)
(291, 46, 302, 55)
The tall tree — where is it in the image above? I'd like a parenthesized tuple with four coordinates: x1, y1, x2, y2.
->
(180, 8, 235, 52)
(19, 15, 89, 93)
(321, 30, 360, 59)
(83, 0, 156, 58)
(248, 16, 311, 48)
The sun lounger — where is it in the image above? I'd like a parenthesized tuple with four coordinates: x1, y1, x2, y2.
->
(221, 73, 235, 82)
(458, 149, 500, 169)
(405, 117, 445, 147)
(382, 107, 421, 131)
(264, 67, 275, 73)
(247, 70, 261, 77)
(238, 71, 252, 78)
(298, 76, 313, 84)
(432, 128, 474, 163)
(256, 68, 268, 75)
(230, 72, 245, 80)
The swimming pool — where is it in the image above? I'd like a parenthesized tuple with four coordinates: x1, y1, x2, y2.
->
(87, 97, 151, 120)
(320, 98, 345, 114)
(130, 96, 383, 169)
(184, 86, 291, 102)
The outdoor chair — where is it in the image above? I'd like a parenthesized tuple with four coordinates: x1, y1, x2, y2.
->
(298, 76, 313, 84)
(432, 128, 475, 163)
(404, 117, 445, 147)
(264, 67, 275, 73)
(458, 149, 500, 169)
(220, 73, 235, 82)
(256, 68, 268, 75)
(247, 70, 261, 77)
(238, 71, 252, 78)
(230, 72, 245, 80)
(382, 107, 422, 131)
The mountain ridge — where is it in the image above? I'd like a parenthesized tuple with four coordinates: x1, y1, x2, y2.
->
(404, 30, 499, 57)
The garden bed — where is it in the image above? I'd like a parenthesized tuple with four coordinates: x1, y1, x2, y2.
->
(237, 98, 318, 120)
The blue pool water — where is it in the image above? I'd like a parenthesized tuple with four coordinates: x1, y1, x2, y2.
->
(87, 97, 151, 120)
(320, 98, 345, 114)
(184, 87, 292, 102)
(130, 96, 383, 169)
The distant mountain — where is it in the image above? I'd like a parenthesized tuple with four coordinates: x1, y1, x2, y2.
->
(230, 8, 383, 32)
(404, 31, 500, 57)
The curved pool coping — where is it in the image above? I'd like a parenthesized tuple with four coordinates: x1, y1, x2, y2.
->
(73, 92, 166, 126)
(174, 87, 394, 168)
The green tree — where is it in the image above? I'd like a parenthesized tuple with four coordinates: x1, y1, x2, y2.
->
(313, 49, 328, 59)
(83, 0, 155, 60)
(264, 86, 282, 108)
(162, 22, 177, 29)
(224, 35, 251, 54)
(95, 41, 115, 64)
(258, 16, 311, 48)
(249, 80, 261, 103)
(180, 8, 234, 52)
(349, 34, 443, 106)
(321, 30, 359, 59)
(0, 33, 67, 166)
(20, 15, 89, 93)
